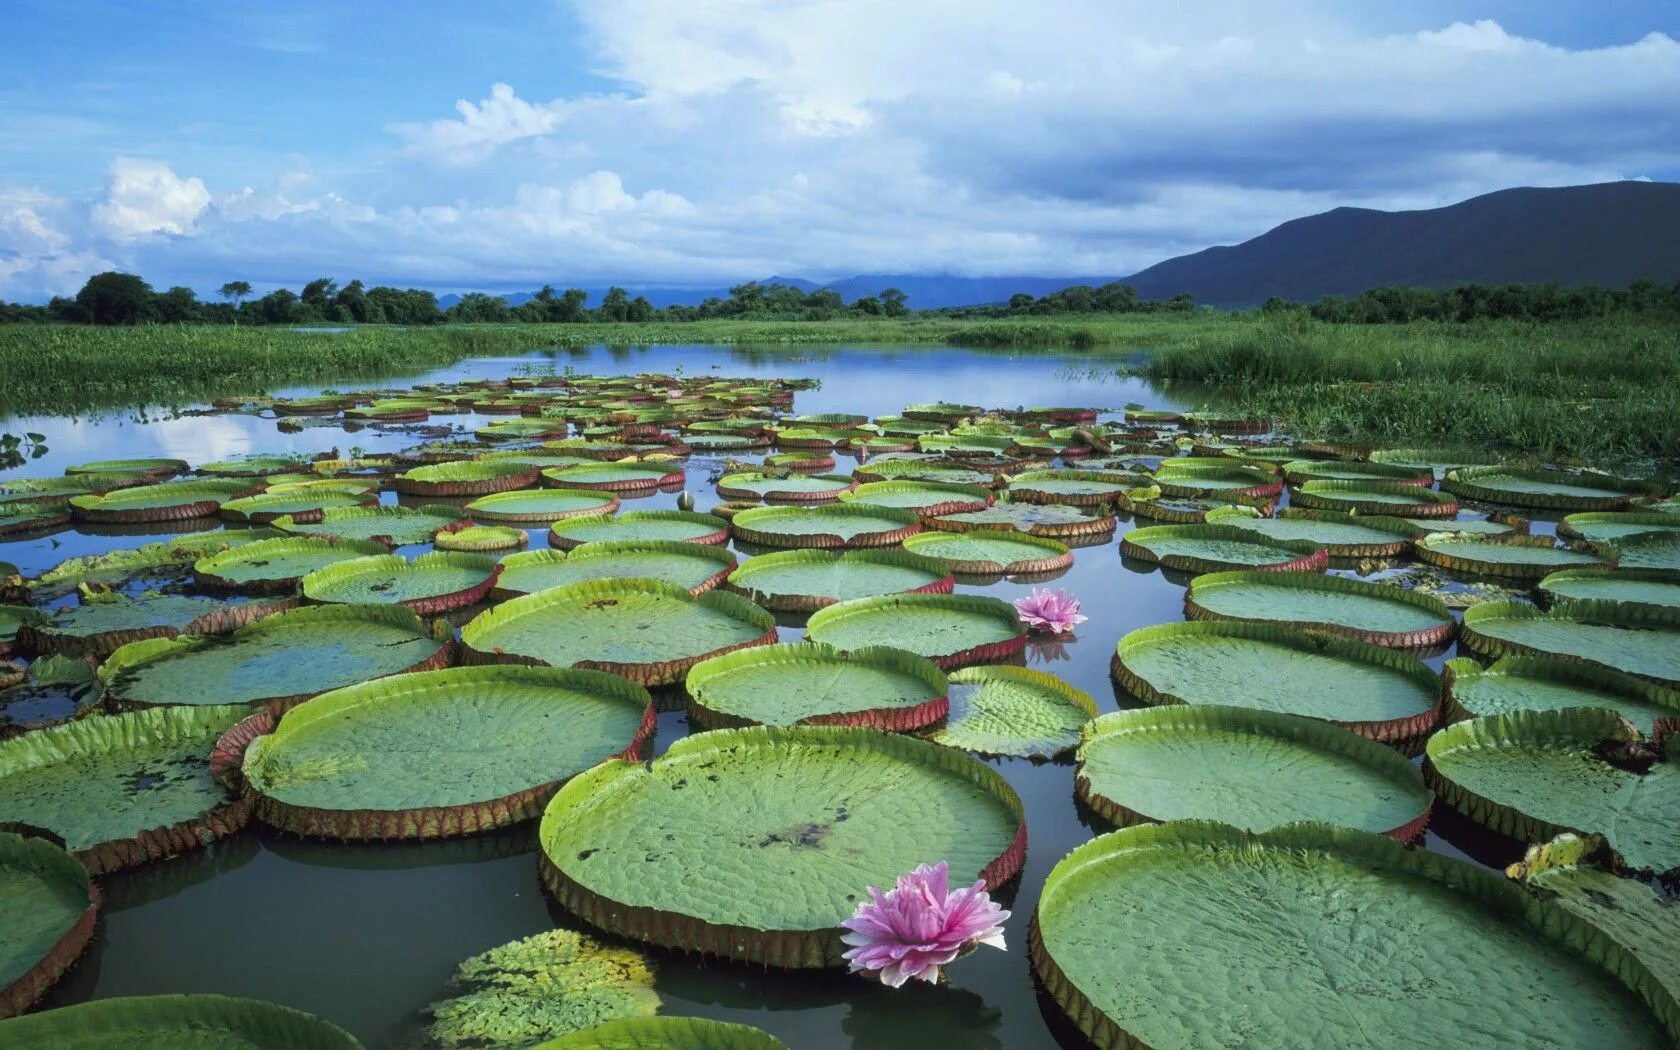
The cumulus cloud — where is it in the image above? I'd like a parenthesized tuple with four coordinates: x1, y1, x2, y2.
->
(90, 157, 211, 241)
(392, 83, 571, 163)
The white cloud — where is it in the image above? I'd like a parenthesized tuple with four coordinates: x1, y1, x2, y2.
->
(392, 83, 570, 163)
(91, 158, 210, 241)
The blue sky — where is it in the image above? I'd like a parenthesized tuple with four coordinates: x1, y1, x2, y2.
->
(2, 1, 1677, 299)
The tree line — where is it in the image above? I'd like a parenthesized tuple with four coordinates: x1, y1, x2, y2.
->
(1260, 278, 1680, 324)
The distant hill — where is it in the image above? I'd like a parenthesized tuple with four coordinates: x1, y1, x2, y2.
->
(1118, 181, 1680, 307)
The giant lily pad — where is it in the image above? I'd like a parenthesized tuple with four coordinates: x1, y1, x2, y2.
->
(1443, 655, 1680, 733)
(1029, 821, 1676, 1049)
(546, 511, 729, 551)
(2, 474, 148, 508)
(1120, 524, 1327, 575)
(1184, 570, 1455, 648)
(538, 725, 1024, 967)
(465, 488, 621, 523)
(0, 703, 252, 873)
(1112, 620, 1439, 743)
(1414, 533, 1612, 579)
(1280, 458, 1433, 486)
(1459, 600, 1680, 687)
(1150, 461, 1281, 502)
(0, 506, 69, 537)
(0, 606, 45, 659)
(0, 994, 361, 1047)
(494, 543, 736, 599)
(194, 536, 389, 594)
(931, 665, 1095, 758)
(300, 551, 500, 614)
(235, 666, 654, 840)
(432, 524, 529, 553)
(1444, 466, 1650, 511)
(1291, 480, 1459, 517)
(536, 1017, 788, 1049)
(0, 656, 98, 737)
(926, 499, 1114, 539)
(99, 604, 453, 712)
(65, 457, 188, 479)
(1558, 513, 1680, 544)
(1076, 705, 1430, 838)
(685, 642, 947, 731)
(424, 928, 660, 1048)
(1540, 567, 1680, 614)
(1204, 506, 1416, 558)
(804, 592, 1026, 670)
(462, 579, 776, 686)
(218, 486, 376, 524)
(1115, 485, 1254, 524)
(395, 461, 540, 497)
(1367, 447, 1502, 479)
(0, 831, 97, 1018)
(272, 504, 467, 546)
(726, 549, 953, 612)
(1398, 515, 1522, 537)
(15, 592, 282, 659)
(851, 460, 999, 488)
(68, 479, 258, 524)
(199, 455, 311, 477)
(901, 529, 1072, 576)
(838, 481, 992, 517)
(1426, 708, 1680, 874)
(1617, 534, 1680, 576)
(730, 504, 921, 549)
(716, 473, 855, 503)
(541, 462, 684, 494)
(1005, 470, 1134, 507)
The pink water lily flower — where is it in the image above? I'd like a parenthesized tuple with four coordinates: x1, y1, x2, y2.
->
(1013, 588, 1087, 635)
(840, 861, 1010, 987)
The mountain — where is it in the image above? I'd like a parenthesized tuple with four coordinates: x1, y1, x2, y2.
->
(1117, 181, 1680, 307)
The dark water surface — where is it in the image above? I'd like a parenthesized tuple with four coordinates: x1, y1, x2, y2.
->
(3, 344, 1515, 1048)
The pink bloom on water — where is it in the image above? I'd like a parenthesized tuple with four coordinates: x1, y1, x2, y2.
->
(840, 861, 1010, 987)
(1013, 588, 1087, 635)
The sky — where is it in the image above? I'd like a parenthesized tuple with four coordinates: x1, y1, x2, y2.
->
(1, 0, 1677, 301)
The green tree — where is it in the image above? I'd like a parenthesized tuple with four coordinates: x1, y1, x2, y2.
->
(335, 279, 369, 323)
(853, 295, 882, 315)
(256, 288, 300, 325)
(880, 287, 909, 316)
(300, 277, 340, 321)
(218, 280, 252, 322)
(153, 286, 203, 324)
(627, 295, 655, 322)
(599, 286, 631, 322)
(76, 271, 154, 325)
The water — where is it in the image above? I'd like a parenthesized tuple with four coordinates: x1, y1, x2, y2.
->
(3, 343, 1522, 1048)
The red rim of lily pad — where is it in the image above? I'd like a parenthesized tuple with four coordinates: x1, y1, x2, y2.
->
(729, 504, 923, 550)
(67, 482, 265, 524)
(13, 596, 297, 660)
(392, 463, 541, 497)
(0, 830, 101, 1018)
(540, 463, 686, 494)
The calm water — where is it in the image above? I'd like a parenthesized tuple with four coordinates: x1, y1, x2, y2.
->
(4, 343, 1512, 1048)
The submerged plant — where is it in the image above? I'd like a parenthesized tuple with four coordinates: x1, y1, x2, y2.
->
(841, 861, 1009, 987)
(1013, 588, 1087, 635)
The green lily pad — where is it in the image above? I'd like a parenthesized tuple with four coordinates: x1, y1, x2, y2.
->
(1460, 600, 1680, 687)
(927, 500, 1114, 539)
(301, 551, 499, 613)
(804, 592, 1026, 670)
(684, 642, 948, 731)
(730, 504, 921, 549)
(65, 457, 188, 478)
(1280, 459, 1433, 486)
(1115, 485, 1250, 524)
(1120, 524, 1326, 574)
(1443, 656, 1680, 733)
(931, 665, 1095, 758)
(241, 666, 653, 840)
(1005, 470, 1134, 507)
(1414, 534, 1611, 579)
(496, 543, 735, 599)
(1558, 513, 1680, 544)
(1444, 466, 1650, 511)
(1290, 480, 1459, 517)
(0, 606, 45, 656)
(16, 592, 256, 659)
(1075, 705, 1430, 836)
(1540, 568, 1680, 614)
(540, 462, 684, 493)
(425, 928, 660, 1048)
(1398, 516, 1521, 536)
(901, 529, 1072, 575)
(902, 401, 982, 422)
(0, 704, 251, 873)
(838, 481, 992, 516)
(1426, 707, 1680, 874)
(465, 489, 621, 523)
(852, 460, 998, 487)
(535, 1017, 788, 1049)
(0, 994, 361, 1047)
(1368, 447, 1502, 478)
(0, 655, 98, 736)
(432, 524, 529, 553)
(1150, 461, 1280, 501)
(716, 473, 855, 502)
(726, 549, 952, 612)
(538, 725, 1024, 966)
(395, 460, 539, 497)
(1112, 620, 1439, 743)
(0, 831, 96, 1018)
(218, 487, 375, 524)
(198, 455, 311, 477)
(99, 604, 452, 711)
(0, 506, 69, 537)
(462, 579, 775, 686)
(1204, 506, 1416, 558)
(68, 479, 257, 523)
(1617, 534, 1680, 575)
(273, 505, 467, 546)
(546, 511, 729, 551)
(194, 537, 390, 593)
(1029, 821, 1674, 1049)
(1184, 570, 1455, 648)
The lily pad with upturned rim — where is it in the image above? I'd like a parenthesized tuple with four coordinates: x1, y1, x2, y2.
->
(901, 529, 1072, 576)
(804, 592, 1026, 670)
(0, 703, 252, 873)
(1149, 462, 1282, 502)
(0, 507, 70, 537)
(1280, 458, 1433, 486)
(193, 536, 391, 594)
(14, 593, 286, 659)
(1414, 533, 1612, 579)
(684, 642, 948, 731)
(1616, 533, 1680, 576)
(931, 665, 1095, 758)
(65, 457, 188, 479)
(537, 725, 1025, 967)
(1443, 466, 1652, 511)
(535, 1017, 788, 1049)
(231, 665, 655, 841)
(0, 994, 362, 1047)
(925, 500, 1115, 539)
(725, 549, 953, 612)
(68, 479, 260, 524)
(301, 551, 500, 614)
(217, 486, 377, 524)
(1442, 655, 1680, 733)
(1459, 599, 1680, 687)
(547, 510, 730, 551)
(1111, 619, 1440, 744)
(1204, 506, 1417, 558)
(0, 831, 98, 1018)
(1074, 705, 1431, 838)
(1120, 524, 1328, 575)
(850, 460, 999, 488)
(541, 462, 685, 495)
(715, 473, 856, 503)
(432, 523, 530, 553)
(98, 603, 454, 713)
(837, 481, 992, 517)
(462, 488, 620, 524)
(1028, 821, 1676, 1050)
(198, 455, 311, 477)
(1398, 515, 1523, 537)
(729, 504, 921, 549)
(0, 606, 45, 659)
(1290, 480, 1459, 517)
(1005, 470, 1136, 507)
(1184, 570, 1455, 648)
(461, 579, 776, 686)
(394, 461, 540, 497)
(1540, 567, 1680, 614)
(1557, 513, 1680, 544)
(494, 542, 736, 600)
(0, 656, 99, 738)
(272, 504, 467, 546)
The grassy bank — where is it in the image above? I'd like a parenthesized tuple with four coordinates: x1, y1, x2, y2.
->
(0, 316, 1211, 416)
(1147, 315, 1680, 464)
